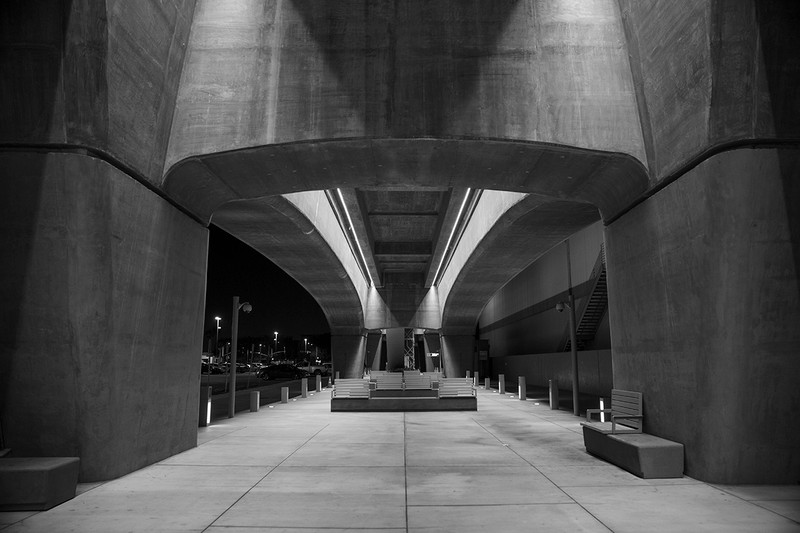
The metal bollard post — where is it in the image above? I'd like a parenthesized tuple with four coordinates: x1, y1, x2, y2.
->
(484, 377, 490, 390)
(466, 370, 471, 379)
(549, 379, 559, 410)
(316, 374, 322, 392)
(199, 386, 212, 427)
(301, 378, 308, 398)
(474, 371, 479, 387)
(518, 376, 527, 401)
(334, 371, 339, 385)
(498, 374, 505, 394)
(250, 391, 260, 412)
(281, 387, 289, 403)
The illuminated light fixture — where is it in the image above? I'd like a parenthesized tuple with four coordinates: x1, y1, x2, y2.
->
(432, 188, 472, 286)
(336, 188, 374, 287)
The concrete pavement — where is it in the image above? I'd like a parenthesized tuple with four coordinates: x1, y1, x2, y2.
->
(2, 385, 798, 532)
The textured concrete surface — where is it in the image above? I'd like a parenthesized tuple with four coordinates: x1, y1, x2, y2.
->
(0, 152, 208, 481)
(166, 0, 644, 169)
(2, 388, 797, 532)
(618, 0, 800, 179)
(0, 0, 197, 182)
(606, 147, 800, 483)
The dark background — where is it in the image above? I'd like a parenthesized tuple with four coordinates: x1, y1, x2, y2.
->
(202, 225, 330, 357)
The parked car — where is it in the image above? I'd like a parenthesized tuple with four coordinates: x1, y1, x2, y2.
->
(294, 360, 329, 376)
(258, 364, 310, 381)
(201, 362, 224, 374)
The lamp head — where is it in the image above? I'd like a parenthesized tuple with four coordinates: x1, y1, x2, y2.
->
(241, 302, 253, 313)
(555, 302, 565, 313)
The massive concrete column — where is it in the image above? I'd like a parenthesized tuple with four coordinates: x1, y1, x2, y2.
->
(440, 334, 475, 379)
(331, 334, 367, 378)
(0, 152, 208, 481)
(606, 147, 800, 484)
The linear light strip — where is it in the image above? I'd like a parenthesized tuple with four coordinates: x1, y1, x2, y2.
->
(432, 187, 472, 286)
(336, 188, 374, 287)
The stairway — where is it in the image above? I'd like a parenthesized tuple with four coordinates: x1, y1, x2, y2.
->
(563, 245, 608, 352)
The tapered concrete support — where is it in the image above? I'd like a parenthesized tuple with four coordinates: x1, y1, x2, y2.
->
(606, 148, 800, 483)
(331, 334, 366, 378)
(441, 335, 474, 379)
(0, 152, 208, 482)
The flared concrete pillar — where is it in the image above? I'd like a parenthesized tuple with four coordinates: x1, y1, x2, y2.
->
(440, 334, 475, 379)
(331, 333, 367, 378)
(0, 152, 208, 482)
(606, 147, 800, 483)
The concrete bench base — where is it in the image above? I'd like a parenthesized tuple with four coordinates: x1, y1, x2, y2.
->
(0, 457, 80, 511)
(582, 426, 684, 479)
(331, 397, 477, 411)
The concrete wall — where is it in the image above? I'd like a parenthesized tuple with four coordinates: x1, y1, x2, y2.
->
(0, 0, 197, 183)
(0, 152, 208, 481)
(167, 0, 644, 169)
(606, 147, 800, 483)
(618, 0, 800, 180)
(478, 222, 607, 355)
(494, 350, 613, 398)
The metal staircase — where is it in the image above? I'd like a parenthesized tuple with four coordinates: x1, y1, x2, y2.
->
(562, 244, 608, 352)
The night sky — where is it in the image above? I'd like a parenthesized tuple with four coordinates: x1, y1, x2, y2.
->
(202, 225, 330, 350)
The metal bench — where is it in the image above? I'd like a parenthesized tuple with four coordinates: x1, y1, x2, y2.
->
(375, 373, 404, 390)
(332, 379, 370, 398)
(438, 378, 475, 398)
(403, 374, 431, 390)
(581, 389, 684, 478)
(583, 388, 643, 434)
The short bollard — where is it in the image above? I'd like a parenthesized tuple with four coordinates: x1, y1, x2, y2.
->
(301, 378, 308, 398)
(250, 391, 260, 412)
(199, 386, 212, 427)
(316, 374, 322, 392)
(498, 374, 506, 394)
(281, 387, 289, 403)
(334, 371, 340, 385)
(474, 371, 480, 387)
(484, 377, 490, 390)
(518, 376, 527, 401)
(549, 379, 559, 410)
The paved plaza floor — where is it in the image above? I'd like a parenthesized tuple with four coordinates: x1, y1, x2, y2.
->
(2, 385, 799, 532)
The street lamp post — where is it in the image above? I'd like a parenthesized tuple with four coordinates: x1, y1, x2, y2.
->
(556, 300, 580, 416)
(274, 331, 278, 354)
(228, 297, 252, 418)
(304, 338, 308, 355)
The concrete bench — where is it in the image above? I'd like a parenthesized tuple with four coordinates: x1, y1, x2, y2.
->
(0, 457, 80, 511)
(375, 374, 404, 390)
(581, 389, 683, 478)
(403, 374, 431, 390)
(438, 378, 475, 398)
(332, 379, 370, 398)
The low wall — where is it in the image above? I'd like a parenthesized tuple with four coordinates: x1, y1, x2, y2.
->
(491, 349, 612, 397)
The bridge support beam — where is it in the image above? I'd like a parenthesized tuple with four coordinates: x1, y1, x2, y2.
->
(0, 152, 207, 482)
(440, 334, 475, 379)
(331, 334, 367, 378)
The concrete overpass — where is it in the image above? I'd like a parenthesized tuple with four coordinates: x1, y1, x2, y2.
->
(1, 0, 798, 486)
